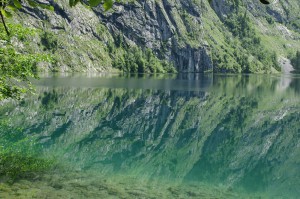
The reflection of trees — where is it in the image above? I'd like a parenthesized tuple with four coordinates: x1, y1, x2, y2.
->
(40, 90, 59, 108)
(290, 78, 300, 94)
(1, 75, 299, 196)
(212, 75, 280, 96)
(212, 74, 300, 97)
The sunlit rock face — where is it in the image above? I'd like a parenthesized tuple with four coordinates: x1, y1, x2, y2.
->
(94, 0, 213, 72)
(210, 0, 299, 24)
(1, 75, 299, 197)
(14, 0, 299, 73)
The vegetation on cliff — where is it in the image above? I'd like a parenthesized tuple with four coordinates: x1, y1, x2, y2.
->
(0, 23, 53, 100)
(291, 50, 300, 72)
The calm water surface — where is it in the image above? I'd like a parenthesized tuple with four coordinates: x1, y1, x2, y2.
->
(0, 74, 299, 198)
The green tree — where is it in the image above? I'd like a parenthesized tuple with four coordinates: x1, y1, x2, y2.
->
(0, 46, 37, 100)
(291, 51, 300, 71)
(0, 23, 53, 100)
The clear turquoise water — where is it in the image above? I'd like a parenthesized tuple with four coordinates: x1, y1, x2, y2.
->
(0, 74, 299, 198)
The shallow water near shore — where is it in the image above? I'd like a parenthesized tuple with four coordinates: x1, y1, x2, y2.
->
(0, 73, 299, 198)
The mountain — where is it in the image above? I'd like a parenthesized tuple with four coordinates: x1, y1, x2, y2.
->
(2, 0, 300, 73)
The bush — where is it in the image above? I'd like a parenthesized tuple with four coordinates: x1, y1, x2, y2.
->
(291, 51, 300, 71)
(111, 45, 176, 74)
(0, 23, 53, 100)
(266, 16, 275, 25)
(0, 46, 38, 99)
(40, 31, 58, 52)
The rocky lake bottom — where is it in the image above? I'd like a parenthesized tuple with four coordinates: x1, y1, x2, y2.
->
(0, 170, 270, 199)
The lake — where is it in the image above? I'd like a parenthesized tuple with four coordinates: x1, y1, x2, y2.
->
(0, 73, 299, 198)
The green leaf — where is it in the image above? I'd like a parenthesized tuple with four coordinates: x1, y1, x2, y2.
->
(6, 5, 18, 11)
(74, 0, 81, 6)
(89, 0, 102, 7)
(69, 0, 80, 7)
(0, 0, 9, 7)
(38, 4, 54, 11)
(1, 8, 12, 18)
(103, 0, 113, 11)
(69, 0, 74, 7)
(27, 0, 37, 7)
(13, 0, 22, 9)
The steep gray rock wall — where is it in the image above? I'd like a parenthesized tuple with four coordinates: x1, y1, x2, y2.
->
(11, 0, 300, 72)
(209, 0, 300, 29)
(15, 0, 115, 72)
(95, 0, 213, 72)
(14, 0, 213, 72)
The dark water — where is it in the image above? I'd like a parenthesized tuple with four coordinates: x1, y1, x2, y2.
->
(0, 74, 299, 198)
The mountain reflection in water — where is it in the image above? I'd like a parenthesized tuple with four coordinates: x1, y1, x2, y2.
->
(0, 74, 299, 198)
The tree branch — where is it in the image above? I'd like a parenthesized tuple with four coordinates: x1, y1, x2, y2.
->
(0, 11, 10, 36)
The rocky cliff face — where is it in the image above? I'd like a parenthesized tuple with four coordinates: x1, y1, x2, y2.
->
(97, 0, 213, 72)
(9, 0, 300, 72)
